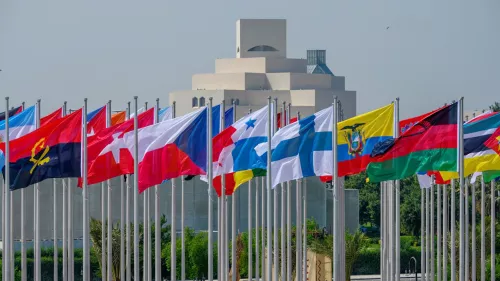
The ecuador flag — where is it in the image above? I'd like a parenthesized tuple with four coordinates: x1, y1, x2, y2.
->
(1, 109, 83, 190)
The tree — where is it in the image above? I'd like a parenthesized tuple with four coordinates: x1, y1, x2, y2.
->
(399, 176, 422, 236)
(345, 173, 380, 227)
(490, 102, 500, 112)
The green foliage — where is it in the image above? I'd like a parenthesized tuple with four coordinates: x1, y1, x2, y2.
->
(345, 173, 380, 227)
(490, 102, 500, 113)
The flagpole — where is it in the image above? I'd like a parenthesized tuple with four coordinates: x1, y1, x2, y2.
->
(62, 99, 68, 280)
(394, 98, 400, 281)
(465, 180, 469, 281)
(68, 180, 74, 280)
(231, 100, 237, 281)
(382, 182, 386, 281)
(426, 186, 430, 281)
(102, 182, 107, 280)
(156, 98, 162, 281)
(332, 97, 339, 281)
(261, 175, 266, 281)
(106, 100, 113, 281)
(266, 97, 273, 281)
(431, 180, 435, 280)
(471, 180, 476, 281)
(302, 179, 307, 281)
(181, 176, 185, 281)
(255, 175, 260, 281)
(145, 101, 151, 281)
(248, 179, 253, 281)
(4, 96, 11, 281)
(296, 111, 302, 281)
(451, 179, 456, 281)
(280, 102, 286, 281)
(286, 102, 292, 281)
(35, 99, 41, 281)
(82, 98, 90, 280)
(53, 178, 58, 281)
(481, 177, 486, 281)
(459, 97, 465, 281)
(133, 96, 141, 281)
(120, 174, 126, 280)
(171, 103, 178, 281)
(207, 97, 214, 281)
(20, 101, 27, 281)
(491, 179, 495, 281)
(420, 185, 424, 281)
(126, 102, 131, 281)
(443, 183, 448, 281)
(221, 102, 227, 281)
(272, 98, 279, 281)
(437, 184, 442, 281)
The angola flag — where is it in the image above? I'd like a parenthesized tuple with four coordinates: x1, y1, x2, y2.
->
(366, 102, 458, 182)
(1, 109, 83, 190)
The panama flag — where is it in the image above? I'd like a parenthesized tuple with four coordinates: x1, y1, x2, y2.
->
(84, 108, 155, 186)
(211, 106, 268, 196)
(255, 105, 334, 187)
(120, 107, 207, 193)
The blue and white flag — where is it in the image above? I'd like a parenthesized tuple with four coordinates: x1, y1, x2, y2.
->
(255, 105, 334, 187)
(0, 105, 37, 169)
(159, 107, 172, 122)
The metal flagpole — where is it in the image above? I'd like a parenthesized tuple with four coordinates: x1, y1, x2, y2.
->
(426, 187, 430, 281)
(443, 184, 448, 281)
(156, 98, 162, 281)
(249, 179, 253, 281)
(389, 181, 394, 281)
(437, 184, 442, 281)
(266, 97, 273, 281)
(126, 102, 131, 281)
(256, 176, 260, 281)
(20, 101, 27, 281)
(383, 183, 387, 281)
(481, 177, 486, 281)
(34, 99, 41, 281)
(286, 102, 292, 281)
(459, 98, 465, 281)
(133, 96, 140, 281)
(472, 180, 477, 281)
(231, 100, 237, 281)
(144, 101, 150, 281)
(208, 98, 214, 281)
(332, 98, 339, 281)
(465, 181, 469, 281)
(181, 176, 185, 281)
(106, 100, 113, 281)
(394, 98, 401, 281)
(62, 101, 68, 281)
(421, 186, 425, 281)
(68, 180, 74, 280)
(431, 181, 435, 280)
(303, 179, 308, 281)
(222, 102, 227, 281)
(121, 175, 126, 281)
(262, 175, 266, 281)
(273, 98, 278, 281)
(83, 98, 90, 280)
(102, 184, 107, 280)
(280, 105, 286, 281)
(171, 103, 177, 281)
(4, 97, 11, 281)
(54, 178, 58, 281)
(296, 111, 302, 281)
(451, 180, 456, 281)
(491, 179, 496, 281)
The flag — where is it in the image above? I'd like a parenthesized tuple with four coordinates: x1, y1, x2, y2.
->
(41, 107, 63, 127)
(212, 105, 234, 136)
(129, 107, 145, 118)
(111, 111, 126, 126)
(87, 106, 107, 136)
(417, 172, 432, 189)
(122, 107, 207, 193)
(1, 109, 83, 190)
(319, 104, 394, 182)
(471, 171, 500, 184)
(255, 105, 334, 187)
(0, 106, 37, 170)
(399, 107, 442, 135)
(466, 110, 497, 124)
(84, 108, 155, 186)
(366, 102, 458, 182)
(212, 106, 268, 196)
(0, 106, 23, 122)
(159, 107, 172, 122)
(0, 106, 36, 142)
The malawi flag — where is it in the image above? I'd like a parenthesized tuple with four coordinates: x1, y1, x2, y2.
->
(366, 102, 458, 182)
(1, 109, 83, 190)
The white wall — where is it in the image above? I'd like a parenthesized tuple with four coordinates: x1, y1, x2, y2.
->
(237, 19, 286, 59)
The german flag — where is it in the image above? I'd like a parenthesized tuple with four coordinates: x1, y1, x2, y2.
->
(1, 109, 83, 190)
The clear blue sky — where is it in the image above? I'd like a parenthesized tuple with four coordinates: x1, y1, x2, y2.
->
(1, 0, 499, 118)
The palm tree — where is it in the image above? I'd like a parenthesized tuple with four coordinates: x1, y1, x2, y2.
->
(490, 102, 500, 112)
